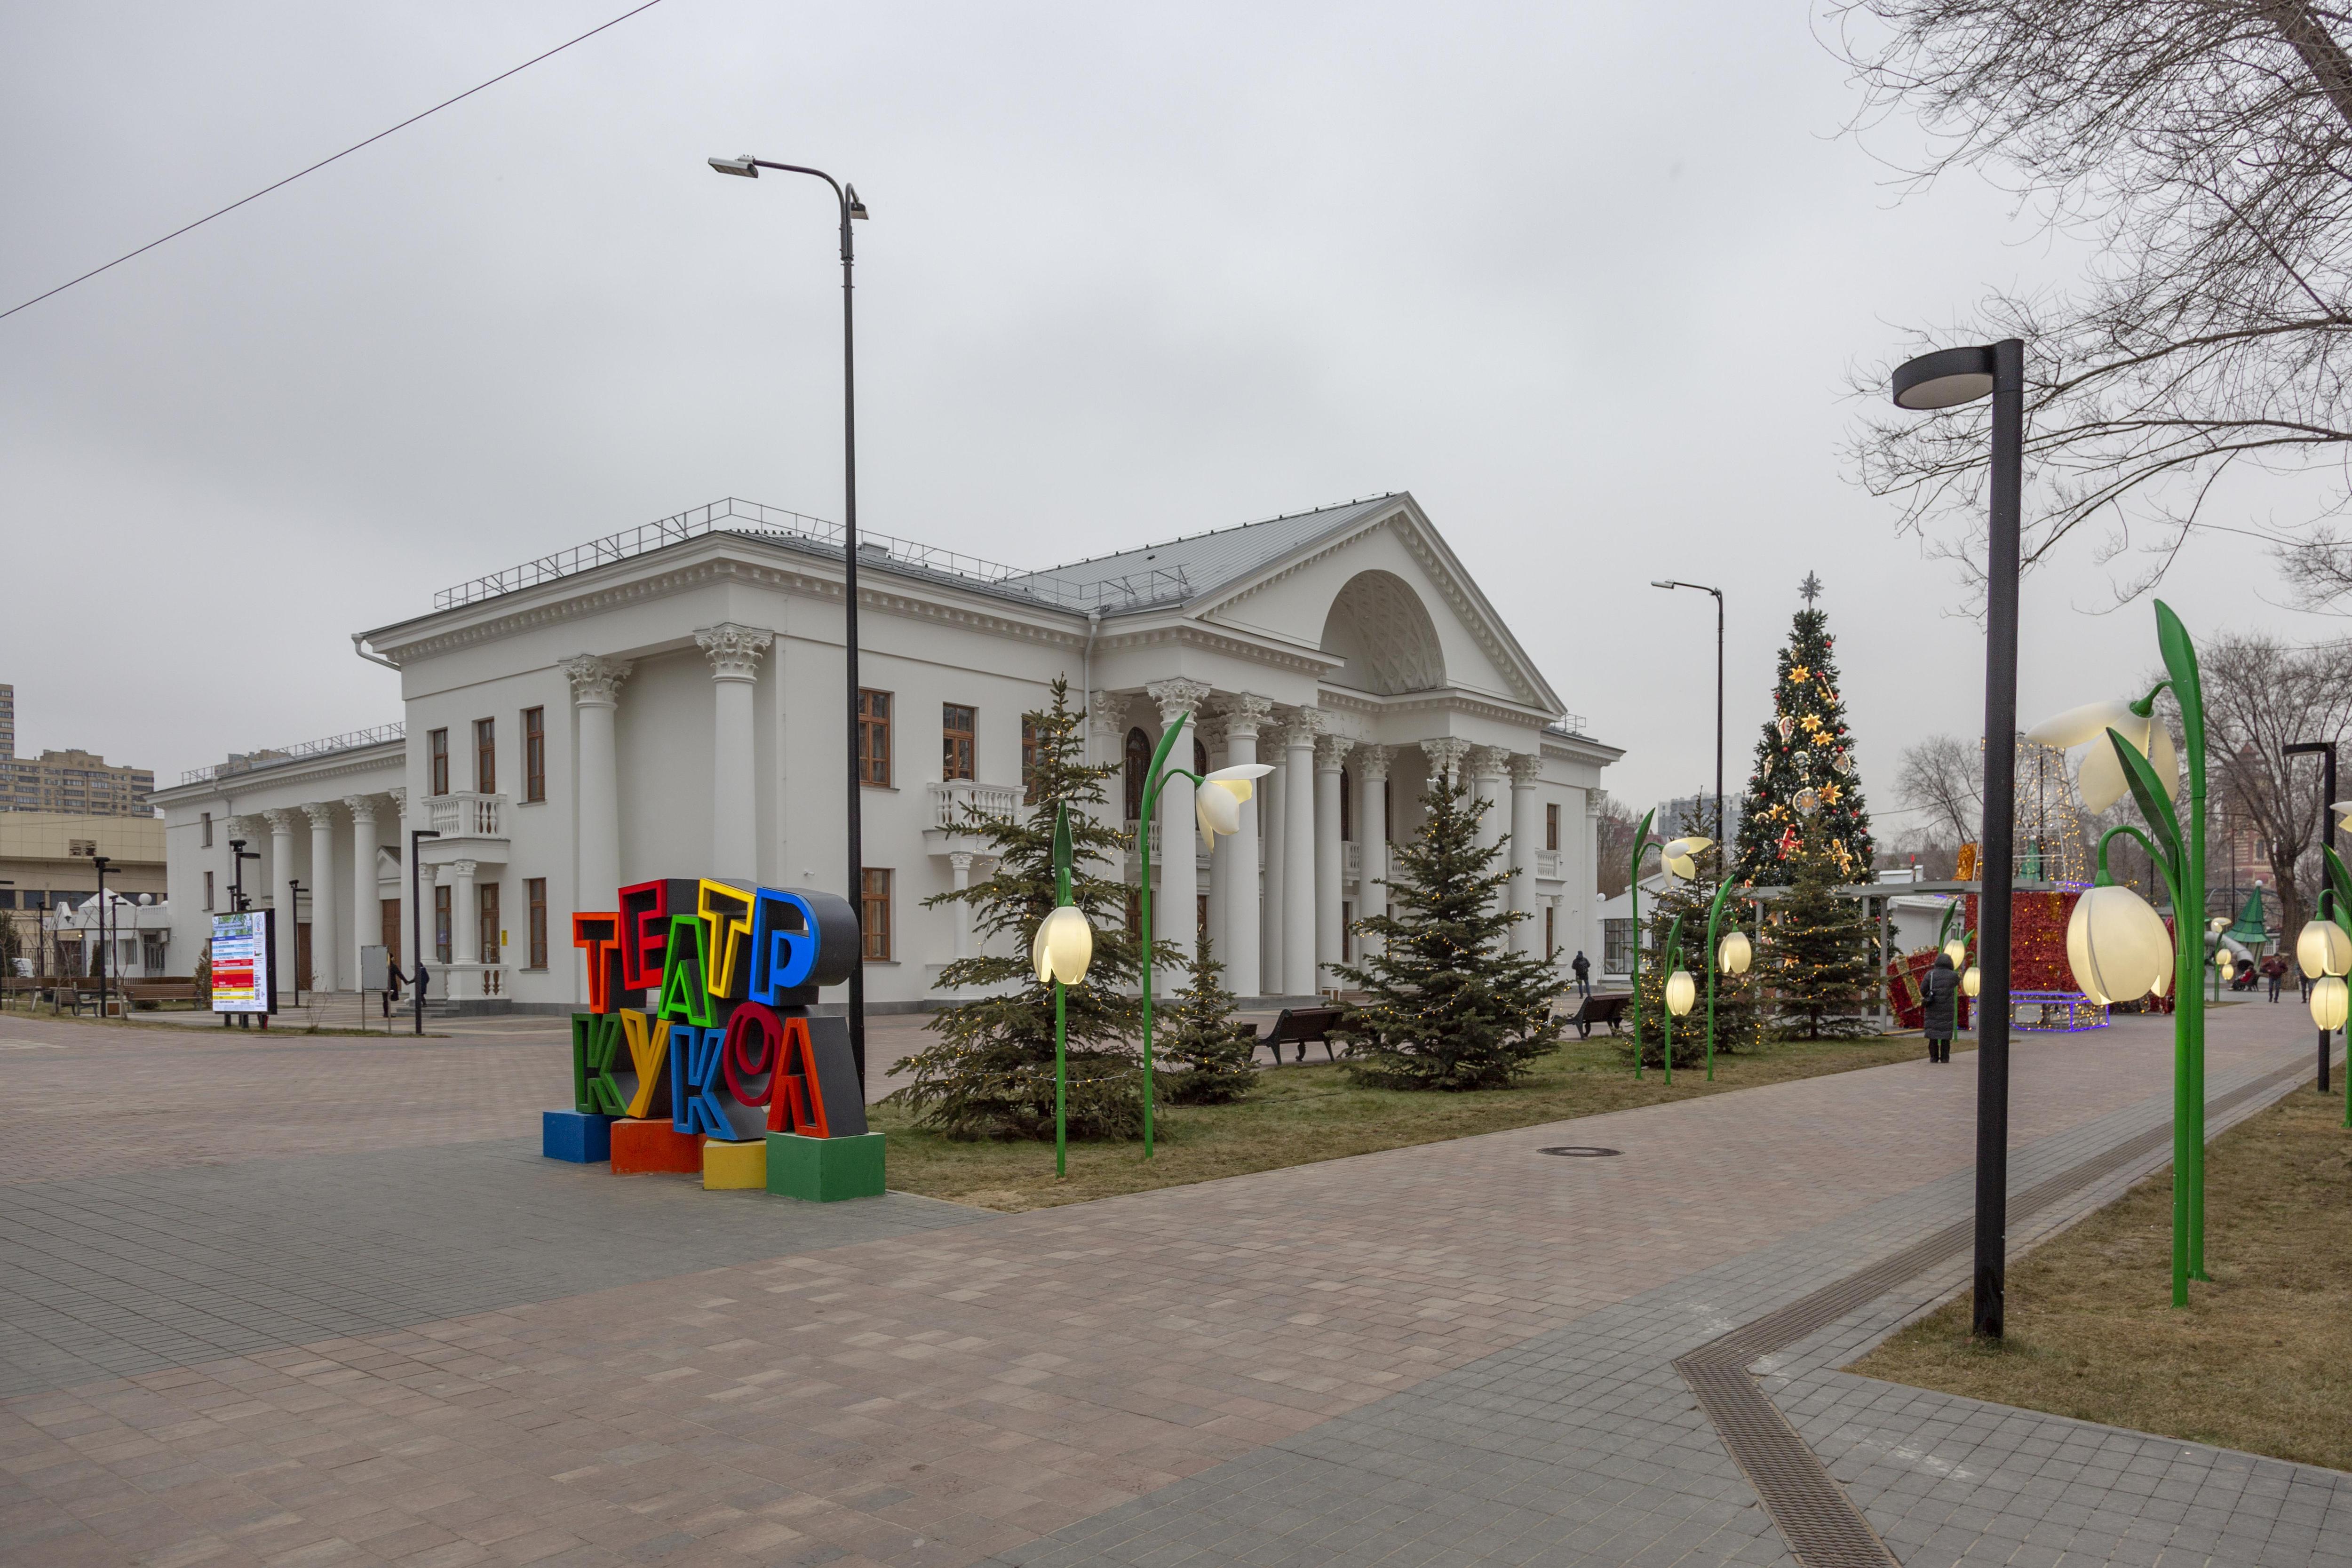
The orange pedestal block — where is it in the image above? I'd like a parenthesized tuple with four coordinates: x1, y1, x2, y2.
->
(610, 1118, 703, 1175)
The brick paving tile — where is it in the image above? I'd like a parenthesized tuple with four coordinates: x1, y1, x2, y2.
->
(4, 1003, 2339, 1568)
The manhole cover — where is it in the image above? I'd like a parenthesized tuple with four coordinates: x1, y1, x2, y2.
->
(1538, 1146, 1621, 1158)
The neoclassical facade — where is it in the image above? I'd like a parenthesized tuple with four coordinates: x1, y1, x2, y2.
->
(154, 493, 1620, 1010)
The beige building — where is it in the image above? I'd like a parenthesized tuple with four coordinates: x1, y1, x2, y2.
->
(0, 812, 166, 974)
(0, 684, 157, 816)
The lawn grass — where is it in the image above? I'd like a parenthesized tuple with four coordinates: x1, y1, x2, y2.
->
(874, 1027, 1955, 1211)
(1847, 1084, 2352, 1474)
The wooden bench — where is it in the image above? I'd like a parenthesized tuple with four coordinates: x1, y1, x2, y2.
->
(1257, 1005, 1346, 1064)
(122, 979, 203, 1005)
(1568, 992, 1630, 1040)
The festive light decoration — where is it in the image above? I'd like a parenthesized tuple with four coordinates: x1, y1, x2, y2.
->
(1032, 905, 1093, 986)
(1194, 763, 1275, 850)
(2297, 918, 2352, 980)
(1961, 965, 1981, 998)
(1733, 597, 1874, 883)
(2313, 975, 2349, 1032)
(1717, 929, 1752, 974)
(1661, 836, 1711, 880)
(2066, 883, 2174, 1004)
(1942, 938, 1967, 968)
(1665, 968, 1697, 1017)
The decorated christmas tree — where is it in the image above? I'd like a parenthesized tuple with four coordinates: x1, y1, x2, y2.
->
(1763, 831, 1878, 1038)
(1731, 576, 1876, 885)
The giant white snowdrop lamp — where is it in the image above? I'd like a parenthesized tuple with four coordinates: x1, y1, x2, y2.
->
(1943, 938, 1967, 968)
(1032, 905, 1094, 987)
(2297, 917, 2352, 981)
(1195, 763, 1275, 850)
(2065, 883, 2175, 1005)
(1661, 836, 1711, 882)
(1716, 929, 1752, 975)
(1962, 964, 1982, 998)
(2314, 976, 2350, 1032)
(1665, 968, 1697, 1018)
(2025, 697, 2181, 815)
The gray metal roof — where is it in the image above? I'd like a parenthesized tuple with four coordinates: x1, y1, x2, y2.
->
(999, 495, 1404, 610)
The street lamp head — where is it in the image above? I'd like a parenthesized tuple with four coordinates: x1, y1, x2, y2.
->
(707, 155, 759, 178)
(1891, 344, 1997, 411)
(1650, 580, 1675, 590)
(845, 183, 868, 219)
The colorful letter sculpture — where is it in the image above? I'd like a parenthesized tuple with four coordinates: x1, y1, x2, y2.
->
(558, 876, 873, 1198)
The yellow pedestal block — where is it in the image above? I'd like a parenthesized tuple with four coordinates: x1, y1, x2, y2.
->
(701, 1138, 767, 1191)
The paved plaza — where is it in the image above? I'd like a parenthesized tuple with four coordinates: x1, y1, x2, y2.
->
(2, 1002, 2344, 1568)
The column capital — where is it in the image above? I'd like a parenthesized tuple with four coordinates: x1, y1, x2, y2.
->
(303, 802, 339, 831)
(1507, 752, 1543, 787)
(222, 815, 254, 845)
(387, 787, 408, 816)
(450, 858, 478, 880)
(564, 653, 634, 706)
(1355, 743, 1393, 782)
(263, 807, 300, 834)
(1586, 793, 1602, 818)
(1314, 733, 1354, 772)
(947, 850, 976, 873)
(694, 624, 772, 682)
(1218, 692, 1276, 739)
(342, 794, 379, 821)
(1192, 709, 1231, 750)
(1090, 690, 1130, 743)
(1420, 737, 1470, 777)
(1279, 708, 1327, 748)
(1145, 677, 1214, 725)
(1470, 744, 1513, 780)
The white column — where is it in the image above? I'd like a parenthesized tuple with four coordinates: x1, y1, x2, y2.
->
(1357, 745, 1391, 960)
(1584, 790, 1603, 960)
(304, 803, 339, 990)
(1508, 753, 1542, 955)
(1282, 713, 1320, 996)
(345, 795, 378, 987)
(265, 809, 299, 995)
(1470, 746, 1510, 915)
(696, 625, 771, 879)
(388, 789, 410, 979)
(1089, 692, 1128, 835)
(1220, 694, 1271, 996)
(451, 859, 479, 987)
(1199, 708, 1230, 977)
(565, 654, 632, 919)
(949, 851, 975, 962)
(1146, 678, 1210, 970)
(1314, 733, 1351, 991)
(1262, 749, 1286, 988)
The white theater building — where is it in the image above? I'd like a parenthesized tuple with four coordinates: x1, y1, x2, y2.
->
(153, 494, 1620, 1011)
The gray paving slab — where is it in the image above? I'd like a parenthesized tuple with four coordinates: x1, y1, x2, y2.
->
(0, 1135, 982, 1396)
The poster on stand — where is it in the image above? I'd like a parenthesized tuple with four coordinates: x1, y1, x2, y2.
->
(210, 909, 278, 1014)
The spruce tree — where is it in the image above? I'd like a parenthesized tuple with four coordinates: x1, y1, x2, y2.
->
(1764, 832, 1877, 1039)
(1159, 935, 1259, 1104)
(1622, 812, 1764, 1072)
(888, 678, 1168, 1139)
(1732, 587, 1876, 886)
(1332, 766, 1565, 1090)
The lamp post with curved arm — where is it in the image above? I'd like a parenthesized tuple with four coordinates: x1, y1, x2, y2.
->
(707, 153, 872, 1086)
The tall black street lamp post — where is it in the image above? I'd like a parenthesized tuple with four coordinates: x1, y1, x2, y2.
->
(1651, 581, 1725, 843)
(410, 829, 440, 1036)
(706, 153, 871, 1087)
(1892, 339, 2024, 1339)
(2286, 740, 2338, 1091)
(91, 854, 115, 1018)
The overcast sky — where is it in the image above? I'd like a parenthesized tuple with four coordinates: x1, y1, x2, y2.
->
(1, 2, 2328, 836)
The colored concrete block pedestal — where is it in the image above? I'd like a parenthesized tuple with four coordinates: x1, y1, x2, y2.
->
(542, 1110, 612, 1163)
(764, 1131, 885, 1202)
(702, 1138, 766, 1190)
(611, 1118, 703, 1175)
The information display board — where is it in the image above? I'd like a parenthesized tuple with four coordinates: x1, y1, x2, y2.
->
(210, 909, 278, 1014)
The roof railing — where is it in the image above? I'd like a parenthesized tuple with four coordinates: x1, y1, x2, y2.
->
(432, 497, 1195, 614)
(180, 722, 406, 786)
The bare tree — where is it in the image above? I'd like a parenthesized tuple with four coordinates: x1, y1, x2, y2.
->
(1895, 733, 1984, 846)
(2196, 631, 2352, 936)
(1831, 2, 2352, 602)
(1594, 791, 1639, 899)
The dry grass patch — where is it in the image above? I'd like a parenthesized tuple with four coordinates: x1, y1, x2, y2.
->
(876, 1028, 1956, 1211)
(1849, 1085, 2352, 1473)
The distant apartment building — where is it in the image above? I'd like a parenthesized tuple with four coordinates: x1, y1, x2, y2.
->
(0, 684, 156, 817)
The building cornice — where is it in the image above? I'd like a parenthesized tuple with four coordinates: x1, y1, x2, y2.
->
(149, 742, 408, 807)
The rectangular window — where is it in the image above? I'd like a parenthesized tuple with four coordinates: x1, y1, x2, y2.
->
(1546, 906, 1557, 958)
(474, 718, 495, 795)
(1021, 716, 1041, 804)
(1603, 917, 1633, 976)
(523, 707, 545, 803)
(526, 878, 548, 970)
(858, 689, 892, 787)
(204, 871, 215, 912)
(942, 703, 976, 782)
(479, 881, 500, 964)
(861, 868, 892, 960)
(1546, 802, 1561, 852)
(201, 812, 213, 849)
(429, 729, 450, 796)
(434, 885, 452, 963)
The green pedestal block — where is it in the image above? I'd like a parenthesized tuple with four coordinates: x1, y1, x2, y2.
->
(763, 1130, 886, 1202)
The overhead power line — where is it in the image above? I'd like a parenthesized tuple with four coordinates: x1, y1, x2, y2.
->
(0, 0, 670, 324)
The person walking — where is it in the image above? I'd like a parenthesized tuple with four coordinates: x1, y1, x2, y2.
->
(1921, 950, 1960, 1065)
(1570, 949, 1591, 998)
(2263, 951, 2287, 1003)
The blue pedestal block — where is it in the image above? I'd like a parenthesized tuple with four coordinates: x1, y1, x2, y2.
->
(542, 1109, 614, 1163)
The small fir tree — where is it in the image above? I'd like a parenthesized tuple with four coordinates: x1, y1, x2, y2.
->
(1159, 935, 1258, 1104)
(1764, 831, 1877, 1039)
(888, 678, 1168, 1139)
(1732, 589, 1876, 886)
(1621, 814, 1765, 1072)
(1332, 766, 1565, 1090)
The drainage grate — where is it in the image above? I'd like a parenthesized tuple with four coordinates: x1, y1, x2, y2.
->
(1538, 1146, 1621, 1158)
(1676, 1059, 2306, 1568)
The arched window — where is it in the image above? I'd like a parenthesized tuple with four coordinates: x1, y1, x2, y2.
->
(1340, 766, 1354, 843)
(1125, 727, 1152, 821)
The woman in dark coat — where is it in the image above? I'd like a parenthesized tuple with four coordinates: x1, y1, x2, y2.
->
(1921, 951, 1960, 1064)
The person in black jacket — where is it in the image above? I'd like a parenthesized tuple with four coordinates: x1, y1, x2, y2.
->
(1570, 950, 1591, 997)
(1921, 951, 1960, 1064)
